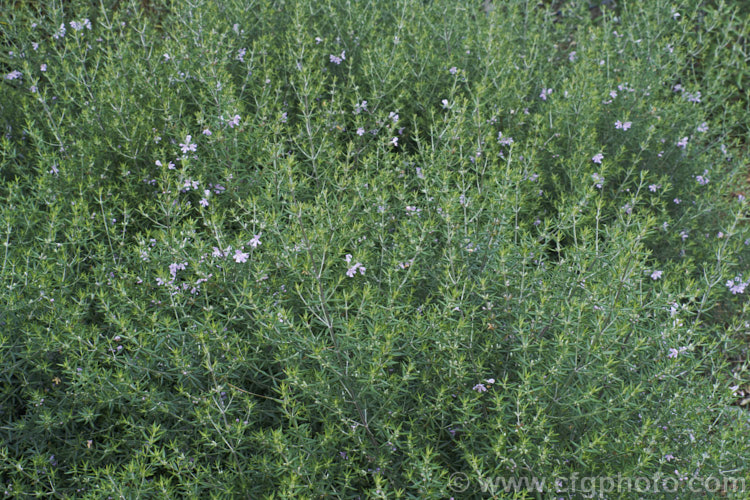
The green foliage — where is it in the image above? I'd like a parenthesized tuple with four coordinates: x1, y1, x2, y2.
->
(1, 0, 749, 497)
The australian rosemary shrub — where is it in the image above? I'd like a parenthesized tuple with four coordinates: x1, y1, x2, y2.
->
(1, 0, 748, 497)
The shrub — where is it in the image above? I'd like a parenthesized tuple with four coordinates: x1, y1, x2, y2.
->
(1, 0, 748, 497)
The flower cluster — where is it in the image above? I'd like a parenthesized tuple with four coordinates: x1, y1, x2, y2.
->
(248, 233, 262, 248)
(169, 261, 188, 279)
(354, 101, 368, 114)
(234, 249, 249, 263)
(614, 120, 632, 130)
(726, 276, 748, 295)
(180, 135, 197, 154)
(53, 23, 66, 39)
(227, 114, 241, 128)
(592, 173, 604, 189)
(497, 131, 514, 146)
(70, 19, 92, 31)
(695, 169, 709, 185)
(683, 91, 701, 103)
(473, 378, 495, 393)
(154, 259, 212, 297)
(667, 346, 688, 358)
(345, 254, 366, 277)
(329, 51, 346, 64)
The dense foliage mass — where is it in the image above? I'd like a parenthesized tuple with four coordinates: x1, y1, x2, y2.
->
(1, 0, 749, 497)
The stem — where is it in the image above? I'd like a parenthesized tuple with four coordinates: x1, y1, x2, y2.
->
(295, 208, 379, 448)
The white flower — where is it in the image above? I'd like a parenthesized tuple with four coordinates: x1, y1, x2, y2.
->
(614, 120, 632, 130)
(228, 114, 241, 128)
(233, 249, 249, 263)
(53, 23, 66, 39)
(726, 276, 747, 295)
(346, 263, 365, 277)
(180, 135, 196, 154)
(497, 132, 514, 146)
(248, 233, 262, 248)
(345, 255, 365, 277)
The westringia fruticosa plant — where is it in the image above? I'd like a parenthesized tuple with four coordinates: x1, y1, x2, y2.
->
(1, 0, 749, 497)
